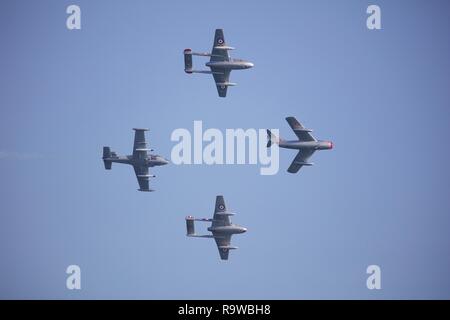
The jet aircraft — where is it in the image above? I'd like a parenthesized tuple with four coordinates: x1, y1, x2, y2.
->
(184, 29, 254, 97)
(267, 117, 333, 173)
(102, 128, 169, 192)
(186, 195, 247, 260)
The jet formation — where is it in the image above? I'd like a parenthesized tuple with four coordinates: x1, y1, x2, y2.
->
(99, 29, 334, 261)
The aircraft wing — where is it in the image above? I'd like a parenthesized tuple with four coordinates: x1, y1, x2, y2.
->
(212, 68, 231, 97)
(286, 117, 316, 142)
(210, 29, 230, 62)
(287, 149, 316, 174)
(133, 128, 150, 159)
(212, 195, 231, 227)
(133, 165, 152, 192)
(214, 234, 232, 260)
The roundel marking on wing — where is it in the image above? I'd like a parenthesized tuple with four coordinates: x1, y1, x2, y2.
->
(219, 204, 225, 210)
(217, 38, 224, 44)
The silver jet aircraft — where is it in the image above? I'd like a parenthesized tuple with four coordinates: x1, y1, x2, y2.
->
(184, 29, 254, 97)
(267, 117, 333, 173)
(102, 128, 169, 192)
(186, 195, 247, 260)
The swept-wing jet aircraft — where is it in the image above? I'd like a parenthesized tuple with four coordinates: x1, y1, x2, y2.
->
(102, 128, 169, 192)
(186, 195, 247, 260)
(267, 117, 333, 173)
(184, 29, 254, 97)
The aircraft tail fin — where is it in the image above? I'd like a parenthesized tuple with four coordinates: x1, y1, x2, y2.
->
(103, 146, 111, 158)
(103, 160, 112, 170)
(267, 130, 283, 147)
(184, 49, 193, 73)
(186, 217, 195, 236)
(186, 216, 195, 236)
(103, 147, 112, 170)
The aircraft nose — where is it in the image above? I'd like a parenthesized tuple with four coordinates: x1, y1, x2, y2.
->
(247, 62, 254, 68)
(242, 227, 248, 233)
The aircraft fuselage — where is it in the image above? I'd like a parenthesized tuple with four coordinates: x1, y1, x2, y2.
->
(107, 155, 168, 167)
(208, 224, 247, 235)
(279, 140, 333, 151)
(205, 60, 254, 70)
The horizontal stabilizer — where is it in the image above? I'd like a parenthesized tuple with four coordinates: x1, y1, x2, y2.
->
(138, 188, 154, 192)
(132, 128, 149, 131)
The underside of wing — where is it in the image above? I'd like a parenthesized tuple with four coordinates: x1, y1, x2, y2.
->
(214, 234, 232, 260)
(210, 29, 230, 62)
(133, 165, 152, 191)
(286, 117, 316, 142)
(287, 149, 315, 174)
(212, 68, 230, 97)
(133, 128, 150, 158)
(212, 195, 231, 227)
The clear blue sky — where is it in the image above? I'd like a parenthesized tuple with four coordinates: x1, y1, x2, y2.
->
(1, 0, 449, 299)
